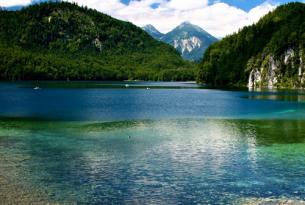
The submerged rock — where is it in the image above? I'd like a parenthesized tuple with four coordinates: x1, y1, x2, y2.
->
(237, 197, 305, 205)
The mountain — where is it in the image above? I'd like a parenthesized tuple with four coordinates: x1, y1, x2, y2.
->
(142, 24, 164, 40)
(198, 2, 305, 88)
(142, 22, 218, 61)
(162, 22, 218, 61)
(0, 2, 194, 81)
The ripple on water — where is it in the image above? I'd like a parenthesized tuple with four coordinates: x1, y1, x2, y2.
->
(0, 118, 305, 204)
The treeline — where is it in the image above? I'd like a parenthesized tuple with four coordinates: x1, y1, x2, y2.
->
(0, 45, 195, 81)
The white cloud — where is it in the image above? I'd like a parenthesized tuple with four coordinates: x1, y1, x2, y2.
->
(247, 1, 276, 23)
(108, 0, 276, 38)
(166, 0, 209, 11)
(68, 0, 125, 13)
(0, 0, 31, 7)
(66, 0, 276, 38)
(1, 0, 277, 38)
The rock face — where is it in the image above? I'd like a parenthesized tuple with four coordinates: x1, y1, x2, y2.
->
(248, 69, 262, 88)
(247, 48, 305, 88)
(173, 36, 202, 54)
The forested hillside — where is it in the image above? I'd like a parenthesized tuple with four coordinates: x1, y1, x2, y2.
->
(198, 3, 305, 88)
(0, 2, 195, 81)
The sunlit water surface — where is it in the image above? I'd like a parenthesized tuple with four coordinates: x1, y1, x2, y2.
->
(0, 82, 305, 204)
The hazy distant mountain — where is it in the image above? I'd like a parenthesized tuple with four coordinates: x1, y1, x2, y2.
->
(161, 22, 218, 61)
(143, 22, 218, 61)
(142, 24, 164, 40)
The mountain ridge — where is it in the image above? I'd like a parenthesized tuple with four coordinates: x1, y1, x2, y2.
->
(142, 24, 164, 40)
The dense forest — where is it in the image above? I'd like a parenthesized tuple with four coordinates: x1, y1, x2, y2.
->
(198, 3, 305, 88)
(0, 2, 195, 81)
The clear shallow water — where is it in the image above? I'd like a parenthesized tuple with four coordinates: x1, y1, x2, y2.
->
(1, 82, 305, 204)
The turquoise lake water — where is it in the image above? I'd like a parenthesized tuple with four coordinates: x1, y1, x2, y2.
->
(0, 82, 305, 204)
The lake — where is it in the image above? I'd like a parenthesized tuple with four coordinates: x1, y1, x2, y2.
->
(0, 81, 305, 204)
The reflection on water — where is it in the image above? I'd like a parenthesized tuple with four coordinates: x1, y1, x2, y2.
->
(18, 81, 201, 89)
(1, 118, 305, 204)
(247, 93, 305, 102)
(1, 82, 305, 121)
(246, 88, 305, 103)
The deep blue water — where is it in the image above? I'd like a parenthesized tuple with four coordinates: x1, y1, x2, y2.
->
(0, 82, 305, 204)
(0, 81, 304, 121)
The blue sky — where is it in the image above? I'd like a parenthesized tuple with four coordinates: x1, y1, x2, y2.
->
(1, 0, 304, 37)
(2, 0, 303, 12)
(219, 0, 302, 11)
(213, 0, 270, 10)
(119, 0, 303, 11)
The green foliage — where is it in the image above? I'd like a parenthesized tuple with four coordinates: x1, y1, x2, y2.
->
(0, 2, 195, 81)
(198, 2, 305, 87)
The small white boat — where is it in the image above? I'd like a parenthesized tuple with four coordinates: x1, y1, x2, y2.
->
(125, 84, 129, 88)
(33, 86, 40, 90)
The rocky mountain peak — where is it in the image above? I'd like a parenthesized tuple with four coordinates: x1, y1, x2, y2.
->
(142, 21, 218, 61)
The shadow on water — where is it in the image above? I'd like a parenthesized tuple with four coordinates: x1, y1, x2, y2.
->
(243, 88, 305, 103)
(2, 117, 305, 145)
(14, 81, 202, 89)
(237, 119, 305, 145)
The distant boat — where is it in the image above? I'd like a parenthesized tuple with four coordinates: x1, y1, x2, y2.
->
(125, 84, 129, 88)
(33, 86, 40, 90)
(146, 87, 150, 90)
